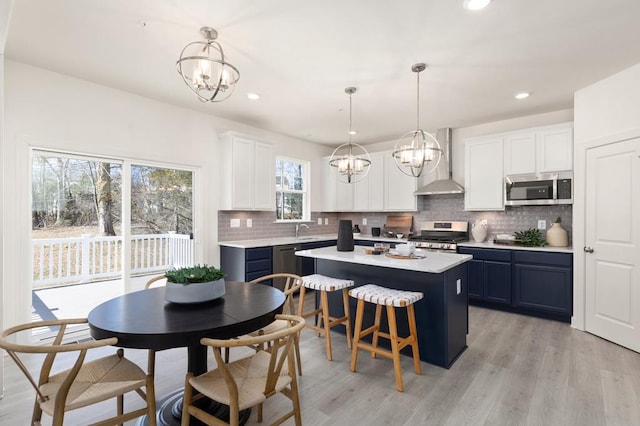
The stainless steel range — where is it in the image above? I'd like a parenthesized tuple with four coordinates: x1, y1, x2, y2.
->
(409, 221, 469, 251)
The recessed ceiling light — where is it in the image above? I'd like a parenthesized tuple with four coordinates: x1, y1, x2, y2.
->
(463, 0, 492, 11)
(515, 92, 530, 100)
(348, 130, 357, 135)
(247, 92, 260, 100)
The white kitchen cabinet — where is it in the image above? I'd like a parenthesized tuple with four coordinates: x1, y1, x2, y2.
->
(354, 152, 384, 211)
(536, 125, 573, 172)
(503, 123, 573, 175)
(465, 137, 505, 211)
(219, 133, 274, 210)
(322, 151, 408, 212)
(321, 155, 354, 212)
(503, 132, 537, 175)
(383, 152, 417, 211)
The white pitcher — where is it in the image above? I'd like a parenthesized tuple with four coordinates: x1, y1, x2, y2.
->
(471, 220, 488, 242)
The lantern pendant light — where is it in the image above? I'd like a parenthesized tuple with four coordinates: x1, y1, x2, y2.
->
(392, 63, 442, 177)
(329, 87, 371, 184)
(176, 27, 240, 103)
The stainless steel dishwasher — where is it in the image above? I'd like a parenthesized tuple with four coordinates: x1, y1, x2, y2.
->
(272, 244, 302, 291)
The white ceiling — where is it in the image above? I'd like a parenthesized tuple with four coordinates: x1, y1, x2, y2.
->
(5, 0, 640, 146)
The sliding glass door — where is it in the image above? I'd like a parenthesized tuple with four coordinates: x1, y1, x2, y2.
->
(31, 150, 195, 337)
(129, 164, 194, 284)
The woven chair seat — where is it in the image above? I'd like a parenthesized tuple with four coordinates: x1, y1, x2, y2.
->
(302, 274, 354, 292)
(40, 353, 147, 414)
(349, 284, 423, 307)
(189, 350, 292, 411)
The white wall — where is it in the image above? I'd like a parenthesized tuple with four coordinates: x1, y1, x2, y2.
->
(572, 62, 640, 329)
(0, 54, 5, 397)
(0, 0, 15, 396)
(2, 60, 330, 329)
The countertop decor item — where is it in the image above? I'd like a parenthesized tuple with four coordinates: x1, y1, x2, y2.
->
(164, 264, 226, 303)
(546, 217, 569, 247)
(471, 219, 488, 242)
(337, 219, 354, 251)
(329, 87, 371, 183)
(513, 228, 547, 247)
(176, 27, 240, 103)
(392, 63, 442, 177)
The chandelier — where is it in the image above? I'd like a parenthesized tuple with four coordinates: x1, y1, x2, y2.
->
(176, 27, 240, 103)
(329, 87, 371, 184)
(392, 63, 442, 177)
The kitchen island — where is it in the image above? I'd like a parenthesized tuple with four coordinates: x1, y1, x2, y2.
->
(295, 246, 472, 368)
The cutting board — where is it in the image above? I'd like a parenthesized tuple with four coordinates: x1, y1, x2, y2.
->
(385, 215, 413, 230)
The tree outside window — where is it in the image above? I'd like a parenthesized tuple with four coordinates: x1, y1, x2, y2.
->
(275, 157, 309, 221)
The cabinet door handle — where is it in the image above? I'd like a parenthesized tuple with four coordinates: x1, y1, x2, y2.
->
(583, 246, 594, 253)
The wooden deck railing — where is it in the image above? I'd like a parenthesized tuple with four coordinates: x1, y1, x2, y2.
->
(32, 233, 193, 288)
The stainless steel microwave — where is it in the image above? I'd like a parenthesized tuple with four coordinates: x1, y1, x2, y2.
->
(505, 171, 573, 206)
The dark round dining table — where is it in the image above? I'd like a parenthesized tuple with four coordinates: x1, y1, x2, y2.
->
(88, 281, 285, 426)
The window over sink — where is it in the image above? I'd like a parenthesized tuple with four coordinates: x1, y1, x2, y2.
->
(275, 157, 310, 221)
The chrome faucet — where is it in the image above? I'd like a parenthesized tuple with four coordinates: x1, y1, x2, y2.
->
(295, 223, 309, 238)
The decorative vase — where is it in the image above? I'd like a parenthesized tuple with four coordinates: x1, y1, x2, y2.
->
(471, 220, 488, 242)
(546, 222, 568, 247)
(337, 220, 354, 251)
(164, 278, 226, 303)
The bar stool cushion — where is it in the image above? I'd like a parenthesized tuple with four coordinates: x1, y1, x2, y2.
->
(349, 284, 423, 307)
(302, 274, 354, 292)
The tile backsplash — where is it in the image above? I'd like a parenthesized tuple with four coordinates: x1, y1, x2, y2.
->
(218, 194, 573, 244)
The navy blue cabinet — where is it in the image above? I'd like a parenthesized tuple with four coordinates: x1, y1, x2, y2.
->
(512, 251, 572, 316)
(220, 246, 273, 285)
(300, 240, 336, 276)
(458, 246, 573, 321)
(458, 247, 512, 305)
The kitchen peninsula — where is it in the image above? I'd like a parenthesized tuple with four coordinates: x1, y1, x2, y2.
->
(295, 246, 472, 368)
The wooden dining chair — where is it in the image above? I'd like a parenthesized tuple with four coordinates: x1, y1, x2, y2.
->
(182, 314, 305, 426)
(145, 274, 167, 288)
(224, 273, 303, 374)
(0, 318, 157, 426)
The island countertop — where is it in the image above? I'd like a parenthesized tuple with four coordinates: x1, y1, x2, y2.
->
(295, 246, 471, 274)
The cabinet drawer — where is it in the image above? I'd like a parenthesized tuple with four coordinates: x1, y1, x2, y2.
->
(458, 247, 511, 262)
(246, 258, 271, 273)
(246, 247, 272, 261)
(246, 270, 272, 285)
(512, 251, 572, 267)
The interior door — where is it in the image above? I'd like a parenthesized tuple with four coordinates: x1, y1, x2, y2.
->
(585, 137, 640, 352)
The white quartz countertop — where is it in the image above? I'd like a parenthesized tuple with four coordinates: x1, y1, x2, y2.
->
(295, 246, 472, 274)
(458, 241, 573, 254)
(219, 234, 406, 249)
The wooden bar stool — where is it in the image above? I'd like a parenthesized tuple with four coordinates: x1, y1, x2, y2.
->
(349, 284, 423, 392)
(298, 274, 354, 361)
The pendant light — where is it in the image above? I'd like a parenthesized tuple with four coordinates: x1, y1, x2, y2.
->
(392, 63, 442, 178)
(329, 87, 371, 184)
(176, 27, 240, 103)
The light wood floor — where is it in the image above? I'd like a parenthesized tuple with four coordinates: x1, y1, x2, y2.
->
(2, 304, 640, 425)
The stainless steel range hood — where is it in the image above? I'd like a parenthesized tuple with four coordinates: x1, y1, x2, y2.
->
(414, 128, 465, 195)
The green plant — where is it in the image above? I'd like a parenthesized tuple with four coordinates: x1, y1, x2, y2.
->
(555, 216, 562, 223)
(165, 264, 225, 284)
(514, 228, 547, 247)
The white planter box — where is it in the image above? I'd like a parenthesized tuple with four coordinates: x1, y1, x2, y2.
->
(164, 279, 226, 304)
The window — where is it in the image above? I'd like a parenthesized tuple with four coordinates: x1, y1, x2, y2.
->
(275, 157, 310, 221)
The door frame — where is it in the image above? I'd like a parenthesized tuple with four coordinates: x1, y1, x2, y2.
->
(573, 127, 640, 330)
